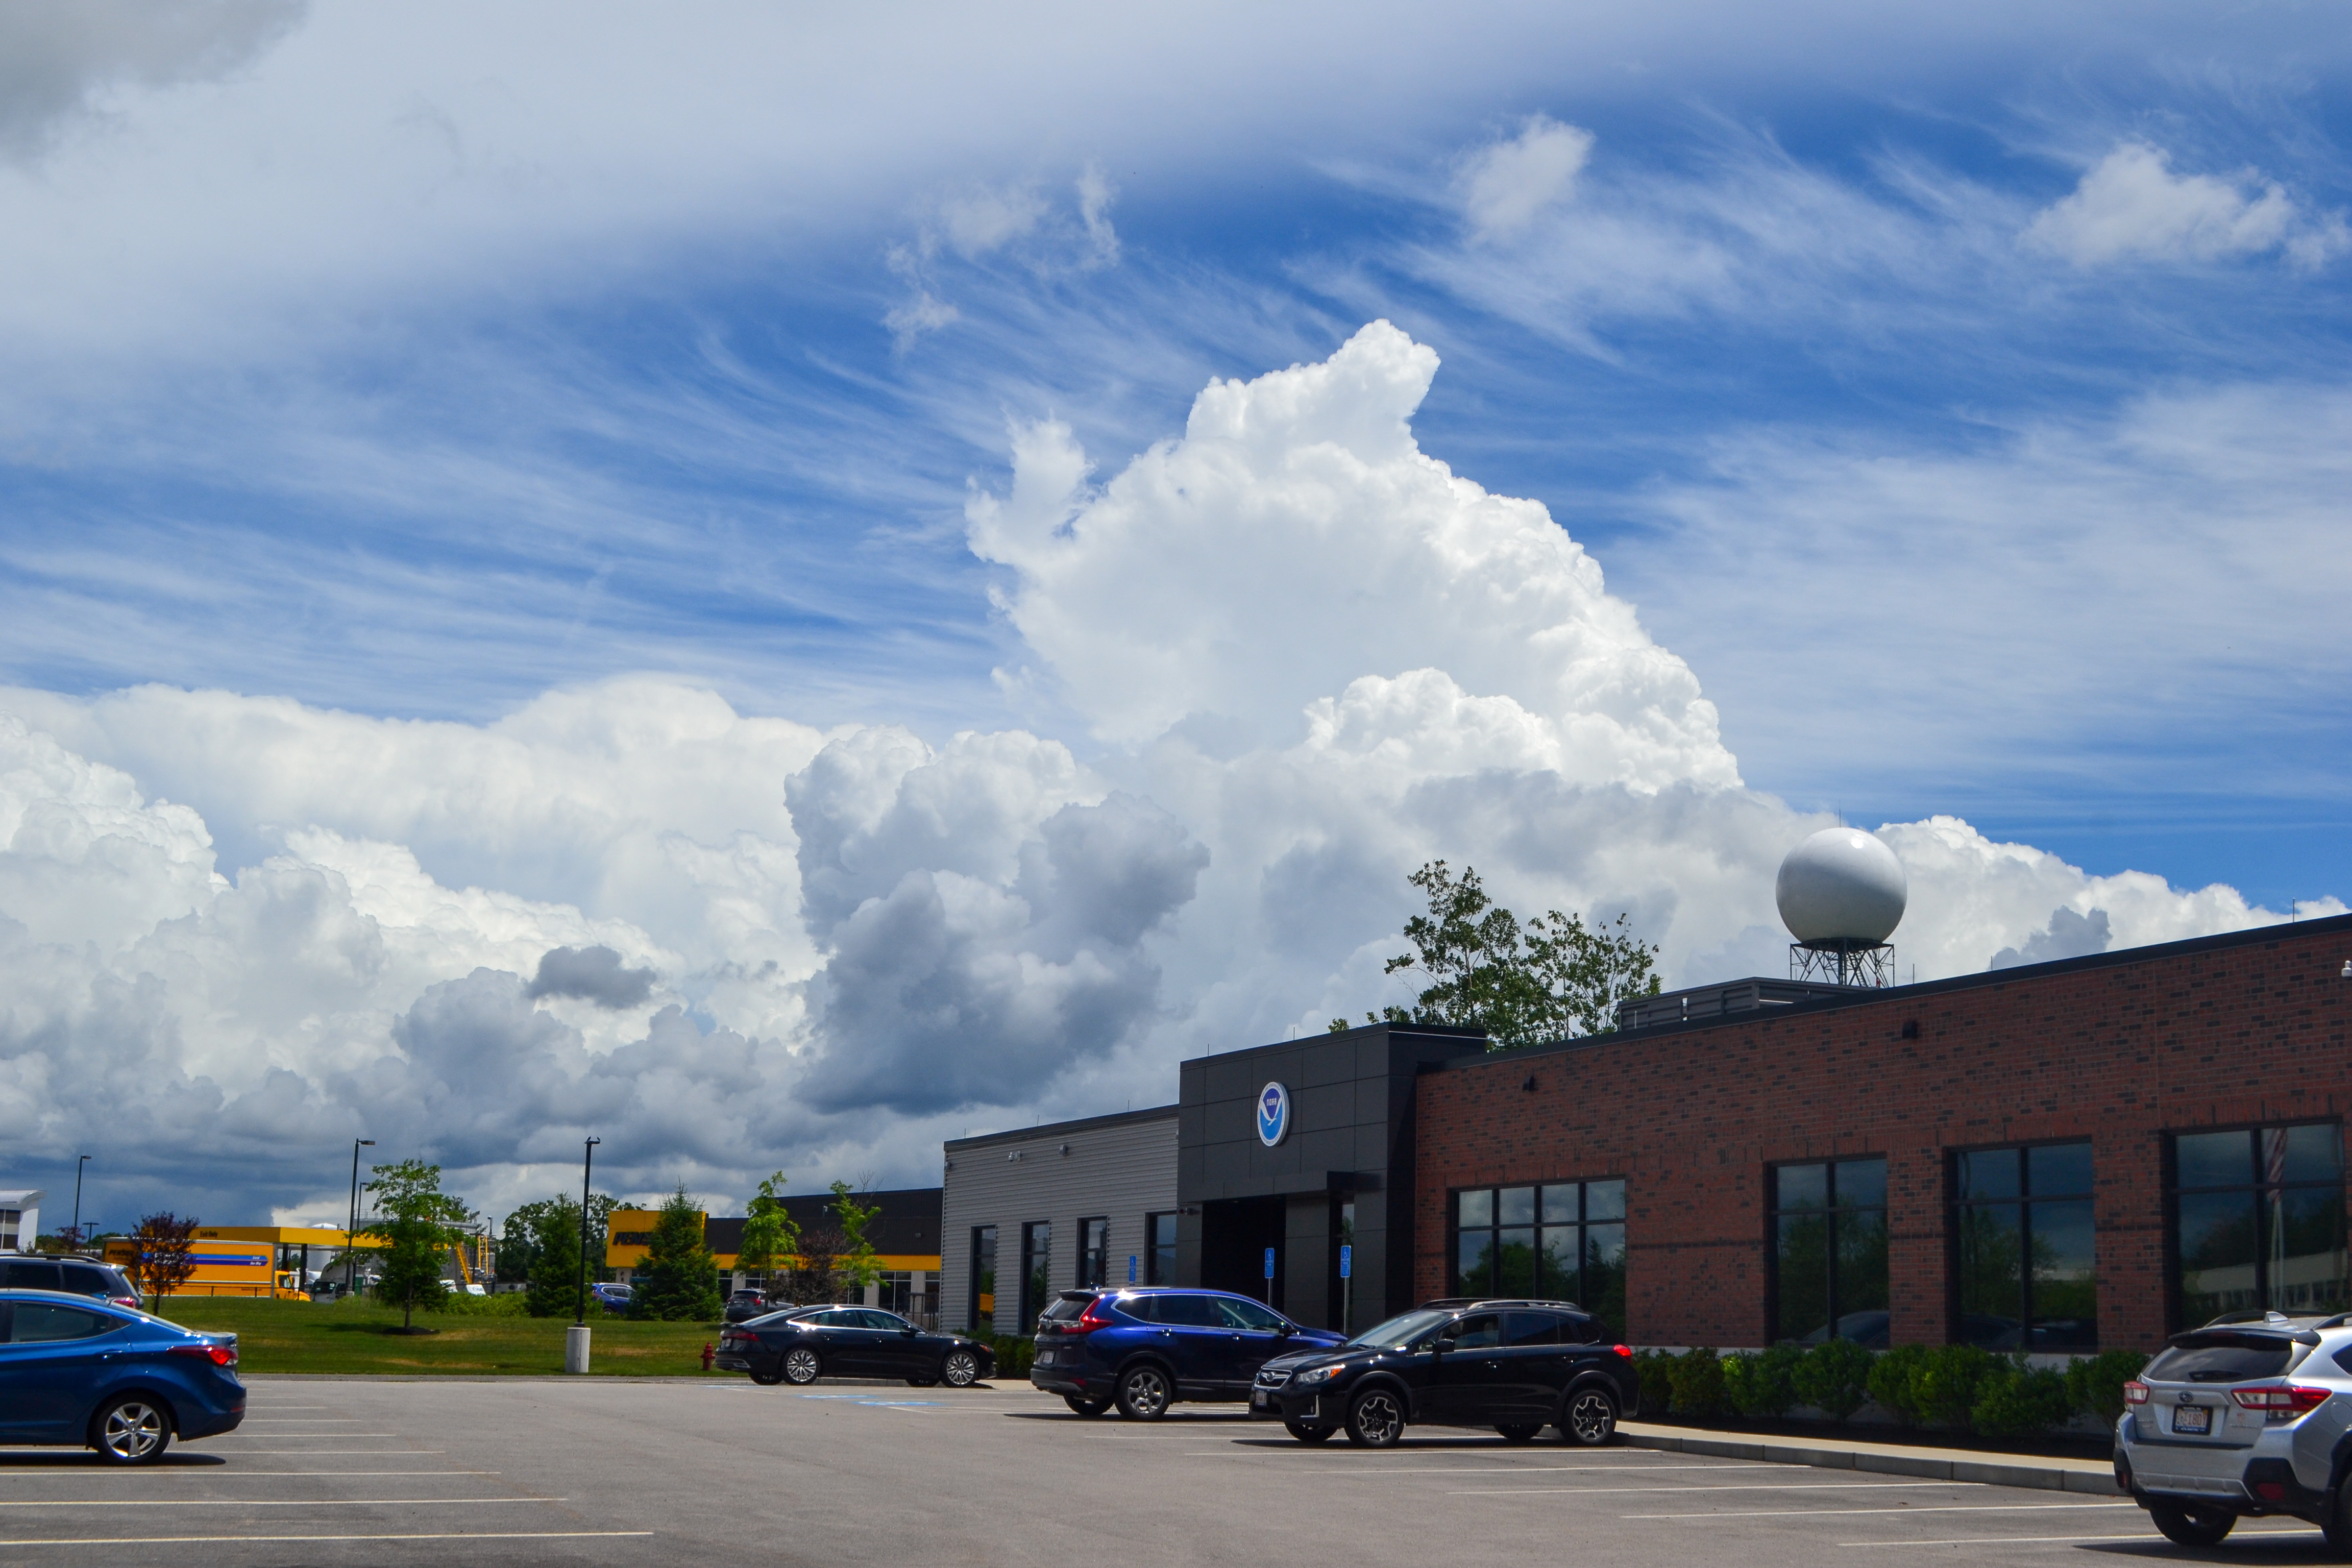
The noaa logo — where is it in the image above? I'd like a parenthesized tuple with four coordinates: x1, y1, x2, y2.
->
(1257, 1082, 1291, 1147)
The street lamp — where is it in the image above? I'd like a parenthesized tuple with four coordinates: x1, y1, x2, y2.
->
(575, 1137, 600, 1327)
(346, 1139, 375, 1295)
(70, 1155, 90, 1252)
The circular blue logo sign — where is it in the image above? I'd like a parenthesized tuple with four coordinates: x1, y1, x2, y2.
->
(1257, 1082, 1291, 1147)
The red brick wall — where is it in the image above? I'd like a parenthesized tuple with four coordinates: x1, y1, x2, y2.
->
(1412, 924, 2352, 1352)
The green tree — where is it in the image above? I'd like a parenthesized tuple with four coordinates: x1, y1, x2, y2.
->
(524, 1196, 584, 1318)
(830, 1181, 883, 1297)
(503, 1193, 618, 1294)
(736, 1173, 801, 1293)
(1333, 862, 1661, 1048)
(628, 1187, 722, 1321)
(362, 1160, 472, 1329)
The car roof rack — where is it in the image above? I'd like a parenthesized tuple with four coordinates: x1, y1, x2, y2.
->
(1416, 1297, 1584, 1311)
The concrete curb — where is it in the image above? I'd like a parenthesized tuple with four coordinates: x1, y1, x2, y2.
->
(1621, 1421, 2123, 1496)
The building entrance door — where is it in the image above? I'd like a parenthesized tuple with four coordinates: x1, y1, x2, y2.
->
(1199, 1196, 1285, 1309)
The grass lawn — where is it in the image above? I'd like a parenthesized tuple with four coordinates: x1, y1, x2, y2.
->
(151, 1295, 735, 1378)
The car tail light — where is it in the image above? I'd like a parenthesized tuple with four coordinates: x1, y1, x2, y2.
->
(2232, 1386, 2331, 1417)
(1610, 1344, 1632, 1359)
(2123, 1380, 2149, 1406)
(171, 1342, 238, 1368)
(110, 1296, 141, 1310)
(1073, 1297, 1116, 1333)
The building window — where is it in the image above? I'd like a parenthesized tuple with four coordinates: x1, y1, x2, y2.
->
(1018, 1221, 1052, 1332)
(1146, 1212, 1177, 1285)
(1771, 1158, 1888, 1346)
(1078, 1217, 1109, 1288)
(1952, 1143, 2096, 1351)
(0, 1209, 18, 1250)
(969, 1226, 996, 1338)
(1450, 1181, 1626, 1337)
(2172, 1123, 2348, 1326)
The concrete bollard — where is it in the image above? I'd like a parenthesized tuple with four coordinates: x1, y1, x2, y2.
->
(565, 1324, 591, 1374)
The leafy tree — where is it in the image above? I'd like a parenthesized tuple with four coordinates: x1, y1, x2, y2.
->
(524, 1196, 584, 1318)
(736, 1173, 801, 1293)
(629, 1187, 722, 1321)
(502, 1193, 617, 1293)
(1332, 862, 1661, 1048)
(781, 1216, 846, 1305)
(362, 1160, 472, 1329)
(127, 1212, 200, 1304)
(830, 1181, 883, 1297)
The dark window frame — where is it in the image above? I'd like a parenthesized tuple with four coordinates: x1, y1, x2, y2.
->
(2165, 1120, 2348, 1333)
(1145, 1212, 1177, 1286)
(1445, 1178, 1627, 1337)
(1018, 1220, 1052, 1334)
(1077, 1216, 1109, 1289)
(1945, 1139, 2097, 1352)
(1766, 1156, 1889, 1346)
(968, 1224, 996, 1338)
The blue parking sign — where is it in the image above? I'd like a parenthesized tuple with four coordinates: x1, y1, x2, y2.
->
(1339, 1244, 1351, 1279)
(1128, 1255, 1137, 1284)
(1263, 1247, 1276, 1280)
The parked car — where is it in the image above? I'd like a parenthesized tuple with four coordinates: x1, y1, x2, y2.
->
(715, 1304, 995, 1388)
(1247, 1297, 1637, 1448)
(1029, 1288, 1349, 1420)
(590, 1283, 633, 1314)
(723, 1289, 773, 1324)
(2114, 1309, 2352, 1549)
(0, 1288, 246, 1464)
(0, 1257, 142, 1310)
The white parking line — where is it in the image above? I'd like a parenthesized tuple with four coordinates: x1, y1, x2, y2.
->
(0, 1498, 558, 1509)
(142, 1471, 499, 1478)
(0, 1531, 653, 1547)
(202, 1449, 443, 1455)
(215, 1432, 401, 1438)
(1450, 1481, 1988, 1497)
(1625, 1503, 2138, 1520)
(1264, 1463, 1766, 1475)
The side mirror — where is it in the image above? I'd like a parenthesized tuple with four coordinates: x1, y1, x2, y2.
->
(900, 1327, 917, 1336)
(1275, 1322, 1293, 1336)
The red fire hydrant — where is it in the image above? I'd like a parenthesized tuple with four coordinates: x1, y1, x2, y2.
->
(701, 1341, 716, 1371)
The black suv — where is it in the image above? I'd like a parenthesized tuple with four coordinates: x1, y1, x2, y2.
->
(1249, 1298, 1637, 1447)
(1031, 1288, 1348, 1418)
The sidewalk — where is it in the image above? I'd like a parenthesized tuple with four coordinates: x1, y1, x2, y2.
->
(1621, 1420, 2122, 1495)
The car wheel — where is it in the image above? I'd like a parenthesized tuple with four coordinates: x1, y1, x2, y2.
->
(2325, 1480, 2352, 1556)
(781, 1346, 823, 1385)
(749, 1366, 786, 1386)
(1285, 1421, 1337, 1443)
(1345, 1387, 1405, 1448)
(941, 1348, 982, 1388)
(91, 1396, 172, 1465)
(1496, 1423, 1542, 1443)
(1116, 1364, 1173, 1420)
(1560, 1387, 1618, 1446)
(1065, 1395, 1111, 1417)
(2147, 1499, 2235, 1547)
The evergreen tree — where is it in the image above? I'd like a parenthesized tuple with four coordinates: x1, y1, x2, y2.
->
(525, 1195, 585, 1318)
(628, 1187, 722, 1321)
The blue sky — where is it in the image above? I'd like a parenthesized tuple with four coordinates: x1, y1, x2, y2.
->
(2, 1, 2348, 1220)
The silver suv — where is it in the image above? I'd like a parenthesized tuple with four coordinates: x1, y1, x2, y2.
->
(2117, 1310, 2352, 1548)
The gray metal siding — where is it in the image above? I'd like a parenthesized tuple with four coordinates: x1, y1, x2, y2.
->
(938, 1112, 1178, 1335)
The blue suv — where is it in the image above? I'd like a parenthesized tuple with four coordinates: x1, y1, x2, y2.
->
(0, 1289, 247, 1463)
(1031, 1288, 1348, 1419)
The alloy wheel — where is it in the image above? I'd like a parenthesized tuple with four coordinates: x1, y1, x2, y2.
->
(1346, 1388, 1404, 1448)
(95, 1399, 169, 1464)
(942, 1349, 980, 1387)
(782, 1346, 823, 1385)
(1117, 1366, 1172, 1420)
(1563, 1388, 1617, 1446)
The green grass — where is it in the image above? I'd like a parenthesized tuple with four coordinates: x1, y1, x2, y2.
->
(151, 1295, 735, 1377)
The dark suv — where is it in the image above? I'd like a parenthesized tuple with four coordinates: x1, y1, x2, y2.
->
(1030, 1289, 1348, 1419)
(1248, 1298, 1637, 1447)
(0, 1257, 141, 1310)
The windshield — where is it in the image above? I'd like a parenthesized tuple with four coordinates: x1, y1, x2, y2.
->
(1346, 1309, 1453, 1350)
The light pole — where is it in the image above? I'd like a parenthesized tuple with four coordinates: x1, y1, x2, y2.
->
(70, 1155, 90, 1252)
(346, 1139, 375, 1295)
(574, 1137, 600, 1327)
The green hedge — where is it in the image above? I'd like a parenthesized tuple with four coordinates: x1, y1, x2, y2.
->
(1642, 1343, 2151, 1439)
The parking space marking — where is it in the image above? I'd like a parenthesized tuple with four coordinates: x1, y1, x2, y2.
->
(200, 1448, 440, 1454)
(1449, 1480, 1990, 1497)
(136, 1471, 501, 1478)
(0, 1531, 653, 1547)
(0, 1498, 560, 1509)
(1258, 1462, 1770, 1475)
(1624, 1503, 2138, 1519)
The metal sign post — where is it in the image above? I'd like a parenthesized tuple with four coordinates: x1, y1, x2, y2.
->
(1263, 1246, 1276, 1304)
(1339, 1244, 1352, 1336)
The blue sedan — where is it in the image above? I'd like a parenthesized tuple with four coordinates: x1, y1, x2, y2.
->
(0, 1289, 246, 1463)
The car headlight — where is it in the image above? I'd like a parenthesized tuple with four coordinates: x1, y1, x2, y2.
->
(1292, 1365, 1343, 1385)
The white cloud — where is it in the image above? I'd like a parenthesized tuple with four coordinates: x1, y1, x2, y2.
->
(1457, 114, 1594, 241)
(1, 325, 2331, 1227)
(2023, 141, 2341, 267)
(0, 0, 302, 162)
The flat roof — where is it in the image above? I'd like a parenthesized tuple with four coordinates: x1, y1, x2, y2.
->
(946, 1102, 1178, 1152)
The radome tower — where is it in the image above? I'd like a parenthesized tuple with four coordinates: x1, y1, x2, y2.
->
(1776, 827, 1906, 987)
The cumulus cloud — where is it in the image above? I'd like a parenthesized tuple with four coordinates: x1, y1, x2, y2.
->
(0, 0, 302, 162)
(526, 945, 656, 1009)
(1457, 114, 1594, 241)
(1991, 905, 2111, 969)
(0, 324, 2331, 1229)
(2024, 141, 2344, 268)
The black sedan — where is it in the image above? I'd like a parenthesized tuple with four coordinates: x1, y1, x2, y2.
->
(1248, 1298, 1638, 1447)
(715, 1305, 996, 1389)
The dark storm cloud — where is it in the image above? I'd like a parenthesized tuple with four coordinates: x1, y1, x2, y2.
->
(525, 945, 656, 1009)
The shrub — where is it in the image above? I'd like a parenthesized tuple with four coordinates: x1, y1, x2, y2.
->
(1916, 1344, 2000, 1430)
(1866, 1343, 1933, 1426)
(1667, 1347, 1728, 1419)
(1632, 1349, 1679, 1415)
(2067, 1350, 2152, 1427)
(438, 1289, 530, 1317)
(992, 1335, 1035, 1378)
(1792, 1338, 1875, 1422)
(1972, 1359, 2074, 1439)
(1723, 1345, 1802, 1419)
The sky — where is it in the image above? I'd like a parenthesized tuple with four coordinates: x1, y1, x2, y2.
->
(1, 0, 2347, 1232)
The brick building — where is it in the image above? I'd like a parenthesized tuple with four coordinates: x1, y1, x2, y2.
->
(1413, 914, 2352, 1353)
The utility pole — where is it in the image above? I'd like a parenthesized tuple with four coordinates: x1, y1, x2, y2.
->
(70, 1155, 89, 1252)
(346, 1139, 375, 1295)
(568, 1137, 600, 1377)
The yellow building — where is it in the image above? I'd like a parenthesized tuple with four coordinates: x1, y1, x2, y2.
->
(105, 1226, 390, 1299)
(604, 1188, 943, 1322)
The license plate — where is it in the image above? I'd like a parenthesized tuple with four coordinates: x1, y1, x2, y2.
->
(2173, 1404, 2211, 1435)
(1252, 1390, 1268, 1406)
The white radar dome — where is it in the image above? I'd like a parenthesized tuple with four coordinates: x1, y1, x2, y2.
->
(1776, 828, 1907, 945)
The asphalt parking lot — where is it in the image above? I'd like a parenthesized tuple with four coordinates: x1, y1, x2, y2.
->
(0, 1377, 2333, 1565)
